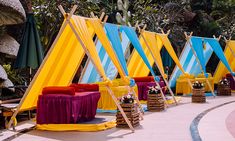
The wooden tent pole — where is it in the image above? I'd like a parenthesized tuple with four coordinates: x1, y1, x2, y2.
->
(139, 29, 177, 105)
(6, 5, 78, 130)
(64, 8, 134, 132)
(184, 32, 216, 97)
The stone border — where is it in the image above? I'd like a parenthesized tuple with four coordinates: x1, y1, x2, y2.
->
(190, 100, 235, 141)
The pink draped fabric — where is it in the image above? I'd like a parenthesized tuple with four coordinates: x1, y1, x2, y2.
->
(37, 91, 100, 124)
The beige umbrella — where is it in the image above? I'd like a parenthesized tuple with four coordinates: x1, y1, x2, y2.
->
(0, 0, 26, 26)
(0, 65, 7, 81)
(0, 34, 20, 58)
(2, 79, 15, 92)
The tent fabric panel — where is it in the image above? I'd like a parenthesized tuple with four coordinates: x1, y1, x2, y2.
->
(214, 40, 235, 83)
(190, 37, 207, 76)
(20, 19, 85, 111)
(205, 38, 234, 75)
(104, 23, 129, 76)
(73, 16, 107, 80)
(142, 31, 164, 74)
(158, 34, 185, 74)
(127, 35, 154, 77)
(87, 19, 126, 79)
(120, 26, 156, 78)
(169, 40, 214, 87)
(80, 29, 130, 83)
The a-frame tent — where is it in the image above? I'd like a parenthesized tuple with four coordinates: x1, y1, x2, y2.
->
(119, 25, 177, 105)
(214, 39, 235, 83)
(169, 35, 214, 88)
(127, 28, 190, 84)
(183, 33, 235, 96)
(85, 16, 144, 117)
(137, 29, 193, 100)
(8, 5, 136, 132)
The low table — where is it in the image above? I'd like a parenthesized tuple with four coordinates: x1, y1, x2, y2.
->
(37, 91, 100, 124)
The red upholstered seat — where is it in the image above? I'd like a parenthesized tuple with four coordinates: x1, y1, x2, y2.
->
(69, 83, 99, 92)
(133, 76, 155, 82)
(42, 86, 75, 95)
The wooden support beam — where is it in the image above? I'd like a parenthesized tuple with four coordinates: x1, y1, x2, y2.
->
(161, 29, 165, 34)
(90, 12, 95, 18)
(134, 21, 139, 28)
(99, 12, 105, 20)
(103, 15, 109, 23)
(167, 30, 171, 35)
(143, 24, 147, 31)
(128, 22, 132, 27)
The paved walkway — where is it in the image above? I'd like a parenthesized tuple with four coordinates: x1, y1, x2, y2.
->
(1, 95, 235, 141)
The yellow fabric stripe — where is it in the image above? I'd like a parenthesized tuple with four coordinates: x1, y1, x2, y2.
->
(158, 34, 186, 74)
(87, 19, 127, 79)
(142, 31, 165, 74)
(214, 40, 235, 83)
(73, 16, 107, 80)
(36, 120, 116, 131)
(127, 36, 155, 77)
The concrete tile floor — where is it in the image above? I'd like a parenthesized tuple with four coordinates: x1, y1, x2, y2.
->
(1, 95, 235, 141)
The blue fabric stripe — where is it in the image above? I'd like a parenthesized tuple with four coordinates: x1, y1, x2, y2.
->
(205, 38, 234, 74)
(81, 24, 131, 83)
(120, 26, 157, 79)
(190, 37, 207, 77)
(87, 42, 106, 82)
(105, 23, 129, 76)
(169, 39, 214, 87)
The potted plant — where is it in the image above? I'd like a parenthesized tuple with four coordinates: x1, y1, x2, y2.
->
(117, 93, 140, 128)
(217, 78, 231, 96)
(192, 81, 206, 103)
(147, 85, 165, 111)
(219, 78, 230, 86)
(192, 81, 204, 89)
(119, 93, 134, 104)
(148, 86, 161, 94)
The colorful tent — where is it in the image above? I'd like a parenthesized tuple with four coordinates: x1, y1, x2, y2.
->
(8, 7, 135, 131)
(79, 24, 130, 83)
(169, 37, 214, 88)
(119, 25, 177, 104)
(127, 30, 185, 78)
(214, 40, 235, 83)
(137, 30, 189, 101)
(172, 35, 234, 96)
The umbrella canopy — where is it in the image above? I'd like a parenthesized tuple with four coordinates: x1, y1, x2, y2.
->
(0, 65, 7, 81)
(0, 0, 26, 26)
(15, 13, 44, 69)
(0, 34, 20, 58)
(2, 79, 15, 92)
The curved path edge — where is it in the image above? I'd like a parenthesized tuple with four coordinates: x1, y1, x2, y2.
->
(190, 100, 235, 141)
